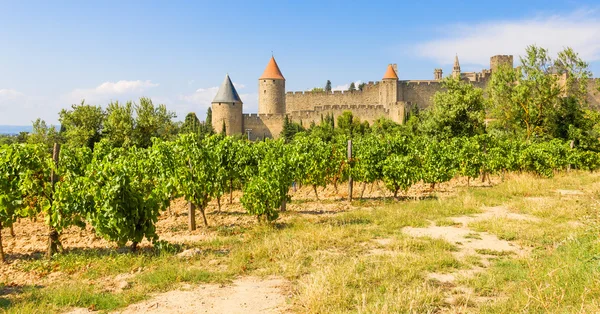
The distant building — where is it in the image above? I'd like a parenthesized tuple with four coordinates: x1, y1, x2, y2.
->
(212, 55, 600, 140)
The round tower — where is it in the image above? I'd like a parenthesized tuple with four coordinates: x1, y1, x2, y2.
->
(211, 74, 243, 136)
(379, 64, 398, 107)
(258, 56, 286, 115)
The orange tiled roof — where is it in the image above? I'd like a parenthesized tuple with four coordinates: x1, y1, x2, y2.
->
(260, 56, 285, 80)
(383, 64, 398, 79)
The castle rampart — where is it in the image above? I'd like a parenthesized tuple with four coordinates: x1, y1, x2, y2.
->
(243, 113, 286, 141)
(220, 55, 600, 140)
(285, 84, 380, 112)
(286, 103, 390, 127)
(400, 80, 443, 108)
(490, 55, 514, 72)
(589, 78, 600, 109)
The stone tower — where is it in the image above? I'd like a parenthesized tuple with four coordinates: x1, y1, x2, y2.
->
(211, 74, 243, 136)
(258, 56, 286, 115)
(490, 55, 514, 72)
(452, 55, 461, 79)
(434, 68, 443, 80)
(379, 64, 398, 108)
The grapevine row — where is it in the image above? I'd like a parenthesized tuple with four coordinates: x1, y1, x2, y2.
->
(1, 133, 598, 261)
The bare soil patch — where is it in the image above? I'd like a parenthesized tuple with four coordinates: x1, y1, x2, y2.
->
(451, 205, 540, 225)
(94, 276, 291, 314)
(402, 205, 532, 307)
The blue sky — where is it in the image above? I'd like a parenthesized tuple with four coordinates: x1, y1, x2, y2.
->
(1, 0, 599, 125)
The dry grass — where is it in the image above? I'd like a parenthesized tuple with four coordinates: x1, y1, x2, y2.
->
(1, 171, 599, 313)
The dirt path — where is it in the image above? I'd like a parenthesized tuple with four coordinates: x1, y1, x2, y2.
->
(120, 276, 290, 314)
(68, 276, 291, 314)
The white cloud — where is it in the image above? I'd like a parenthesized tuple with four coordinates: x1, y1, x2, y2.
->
(332, 80, 363, 92)
(0, 89, 24, 99)
(67, 80, 159, 103)
(413, 9, 600, 67)
(180, 86, 220, 105)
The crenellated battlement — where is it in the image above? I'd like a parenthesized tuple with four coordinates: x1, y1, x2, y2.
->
(286, 83, 379, 97)
(401, 80, 443, 86)
(230, 53, 599, 139)
(243, 113, 285, 120)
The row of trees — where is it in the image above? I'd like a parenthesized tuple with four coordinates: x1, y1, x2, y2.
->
(2, 98, 216, 150)
(310, 80, 367, 93)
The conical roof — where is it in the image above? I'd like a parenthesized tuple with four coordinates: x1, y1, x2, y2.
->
(454, 55, 460, 69)
(259, 56, 285, 80)
(212, 74, 243, 104)
(382, 64, 398, 79)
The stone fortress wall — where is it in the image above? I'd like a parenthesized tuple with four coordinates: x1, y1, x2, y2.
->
(285, 82, 381, 112)
(215, 55, 600, 140)
(243, 113, 285, 141)
(588, 78, 600, 109)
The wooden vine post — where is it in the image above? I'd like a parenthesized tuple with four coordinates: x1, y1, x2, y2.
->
(47, 143, 61, 258)
(347, 140, 353, 202)
(0, 221, 4, 263)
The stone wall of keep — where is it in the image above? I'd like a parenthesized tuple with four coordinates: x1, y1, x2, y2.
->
(242, 113, 285, 140)
(588, 78, 600, 109)
(400, 81, 443, 109)
(287, 104, 390, 126)
(285, 81, 380, 112)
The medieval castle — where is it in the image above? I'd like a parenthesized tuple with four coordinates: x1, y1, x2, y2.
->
(211, 55, 600, 140)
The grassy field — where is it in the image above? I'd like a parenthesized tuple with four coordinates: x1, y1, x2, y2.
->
(1, 171, 599, 313)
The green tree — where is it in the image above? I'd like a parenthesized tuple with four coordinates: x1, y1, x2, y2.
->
(421, 77, 485, 139)
(0, 135, 16, 146)
(325, 80, 332, 93)
(487, 45, 591, 141)
(348, 82, 356, 92)
(103, 101, 134, 147)
(337, 111, 369, 137)
(281, 115, 305, 143)
(28, 119, 61, 149)
(205, 107, 214, 135)
(311, 87, 324, 92)
(133, 97, 177, 148)
(358, 82, 366, 91)
(59, 101, 104, 148)
(181, 112, 201, 135)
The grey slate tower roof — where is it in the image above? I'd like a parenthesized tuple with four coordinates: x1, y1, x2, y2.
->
(212, 74, 243, 104)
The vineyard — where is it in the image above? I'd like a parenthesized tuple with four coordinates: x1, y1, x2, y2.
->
(1, 132, 599, 262)
(2, 43, 600, 311)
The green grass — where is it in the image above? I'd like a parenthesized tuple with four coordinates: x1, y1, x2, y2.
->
(435, 217, 461, 227)
(464, 232, 482, 240)
(475, 249, 514, 257)
(464, 231, 600, 313)
(2, 171, 599, 313)
(469, 218, 581, 247)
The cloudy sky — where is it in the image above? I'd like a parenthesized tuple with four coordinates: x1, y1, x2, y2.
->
(1, 0, 599, 125)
